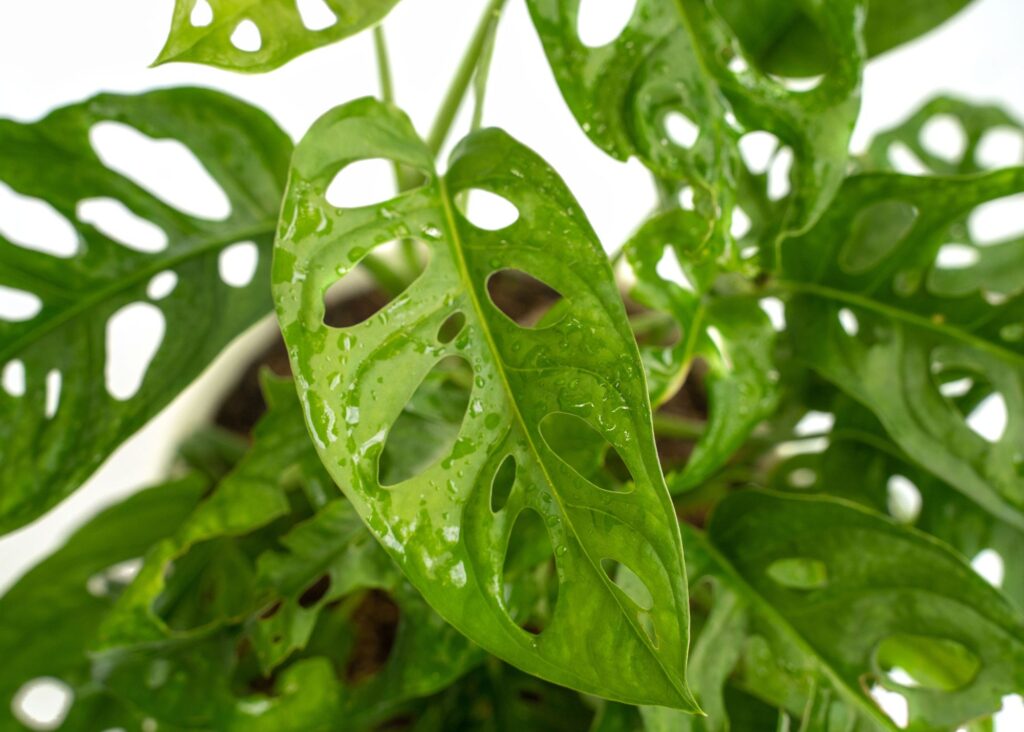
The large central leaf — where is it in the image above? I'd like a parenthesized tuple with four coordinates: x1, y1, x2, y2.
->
(273, 98, 697, 709)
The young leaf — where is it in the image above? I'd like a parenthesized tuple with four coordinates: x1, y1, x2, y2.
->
(780, 168, 1024, 530)
(0, 88, 291, 535)
(687, 490, 1024, 731)
(526, 0, 865, 239)
(624, 209, 778, 492)
(273, 97, 698, 709)
(156, 0, 402, 72)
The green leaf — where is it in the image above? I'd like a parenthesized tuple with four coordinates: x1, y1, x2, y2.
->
(860, 95, 1024, 175)
(273, 97, 697, 709)
(718, 0, 977, 78)
(0, 88, 291, 535)
(96, 375, 312, 648)
(525, 0, 865, 239)
(687, 490, 1024, 731)
(780, 167, 1024, 529)
(0, 475, 206, 730)
(624, 209, 779, 492)
(772, 397, 1024, 612)
(156, 0, 402, 72)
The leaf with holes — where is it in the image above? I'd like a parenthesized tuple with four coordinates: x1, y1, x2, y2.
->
(683, 490, 1024, 731)
(780, 168, 1024, 530)
(0, 475, 206, 730)
(770, 396, 1024, 613)
(860, 95, 1024, 176)
(156, 0, 402, 72)
(0, 88, 291, 535)
(526, 0, 865, 245)
(273, 97, 698, 709)
(624, 209, 779, 493)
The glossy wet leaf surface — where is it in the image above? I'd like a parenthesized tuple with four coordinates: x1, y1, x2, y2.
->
(526, 0, 865, 243)
(157, 0, 402, 72)
(273, 97, 696, 709)
(0, 88, 291, 534)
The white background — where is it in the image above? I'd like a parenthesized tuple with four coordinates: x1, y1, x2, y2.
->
(0, 0, 1022, 728)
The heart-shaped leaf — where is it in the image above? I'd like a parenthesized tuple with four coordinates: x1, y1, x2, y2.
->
(0, 88, 291, 534)
(273, 97, 698, 709)
(156, 0, 401, 72)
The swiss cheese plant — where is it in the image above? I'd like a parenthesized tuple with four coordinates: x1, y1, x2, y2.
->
(1, 1, 1022, 730)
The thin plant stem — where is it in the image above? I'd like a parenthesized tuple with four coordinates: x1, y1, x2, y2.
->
(470, 10, 499, 133)
(427, 0, 508, 157)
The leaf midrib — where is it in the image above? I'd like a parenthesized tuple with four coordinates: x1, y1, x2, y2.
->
(434, 175, 691, 707)
(688, 529, 900, 732)
(779, 279, 1024, 368)
(0, 220, 275, 364)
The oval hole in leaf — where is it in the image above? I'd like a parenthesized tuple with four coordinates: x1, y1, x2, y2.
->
(11, 677, 73, 730)
(147, 270, 178, 301)
(298, 574, 332, 608)
(839, 200, 918, 274)
(656, 245, 695, 293)
(491, 454, 516, 513)
(920, 114, 967, 162)
(325, 158, 396, 208)
(0, 285, 42, 322)
(231, 19, 262, 52)
(378, 356, 472, 487)
(967, 392, 1008, 443)
(458, 189, 519, 231)
(343, 589, 400, 685)
(765, 557, 828, 590)
(44, 369, 61, 419)
(487, 269, 564, 328)
(887, 141, 929, 175)
(437, 311, 466, 344)
(788, 467, 817, 489)
(77, 198, 168, 253)
(190, 0, 213, 26)
(539, 412, 635, 492)
(323, 238, 430, 327)
(664, 111, 699, 148)
(218, 241, 259, 287)
(90, 122, 231, 220)
(766, 147, 794, 201)
(868, 684, 909, 728)
(875, 634, 980, 691)
(105, 302, 165, 401)
(0, 181, 78, 258)
(731, 207, 752, 239)
(296, 0, 337, 31)
(976, 126, 1024, 169)
(600, 558, 653, 610)
(738, 131, 780, 174)
(886, 474, 922, 524)
(935, 243, 979, 270)
(503, 508, 558, 635)
(968, 193, 1024, 245)
(577, 0, 635, 47)
(971, 548, 1005, 587)
(837, 307, 859, 336)
(2, 359, 26, 397)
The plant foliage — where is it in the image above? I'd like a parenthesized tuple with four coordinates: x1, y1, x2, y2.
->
(2, 1, 1023, 730)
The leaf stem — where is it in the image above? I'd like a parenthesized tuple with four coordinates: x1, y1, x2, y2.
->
(426, 0, 508, 157)
(373, 24, 422, 281)
(653, 412, 705, 441)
